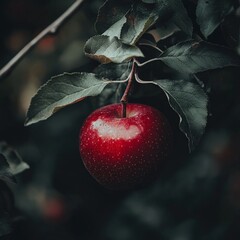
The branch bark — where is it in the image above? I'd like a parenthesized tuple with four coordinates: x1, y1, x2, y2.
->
(0, 0, 85, 79)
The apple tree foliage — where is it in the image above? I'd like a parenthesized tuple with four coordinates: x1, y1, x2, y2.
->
(0, 142, 29, 237)
(25, 0, 240, 152)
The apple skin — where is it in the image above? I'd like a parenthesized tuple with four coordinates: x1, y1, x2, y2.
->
(79, 103, 172, 190)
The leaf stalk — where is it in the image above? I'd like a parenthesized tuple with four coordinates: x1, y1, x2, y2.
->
(120, 60, 136, 118)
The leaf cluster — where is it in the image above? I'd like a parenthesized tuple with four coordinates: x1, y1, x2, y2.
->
(0, 142, 29, 237)
(25, 0, 240, 151)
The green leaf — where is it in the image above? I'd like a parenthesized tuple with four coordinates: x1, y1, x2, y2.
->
(0, 154, 15, 184)
(136, 77, 208, 151)
(159, 40, 240, 73)
(0, 142, 29, 175)
(196, 0, 234, 38)
(155, 0, 193, 36)
(120, 2, 159, 44)
(95, 0, 132, 34)
(103, 17, 127, 39)
(94, 62, 132, 80)
(102, 2, 158, 45)
(84, 35, 144, 64)
(156, 22, 180, 40)
(25, 73, 114, 126)
(155, 80, 208, 151)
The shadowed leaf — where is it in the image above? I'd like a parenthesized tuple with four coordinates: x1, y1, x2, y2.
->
(95, 0, 132, 34)
(103, 17, 127, 39)
(0, 142, 29, 175)
(0, 154, 15, 184)
(154, 79, 208, 151)
(159, 40, 240, 73)
(85, 35, 143, 64)
(155, 0, 193, 36)
(196, 0, 234, 38)
(120, 2, 159, 44)
(94, 62, 132, 80)
(136, 77, 208, 151)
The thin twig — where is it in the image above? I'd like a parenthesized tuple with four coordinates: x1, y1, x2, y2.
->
(0, 0, 85, 79)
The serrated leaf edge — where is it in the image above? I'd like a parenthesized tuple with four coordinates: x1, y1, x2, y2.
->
(25, 72, 113, 126)
(135, 74, 208, 151)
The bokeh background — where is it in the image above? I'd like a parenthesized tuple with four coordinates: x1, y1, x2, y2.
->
(0, 0, 240, 239)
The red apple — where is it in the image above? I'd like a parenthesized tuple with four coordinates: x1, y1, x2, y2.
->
(79, 103, 172, 190)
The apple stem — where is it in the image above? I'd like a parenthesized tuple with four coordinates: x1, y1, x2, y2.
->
(121, 102, 127, 118)
(120, 60, 136, 118)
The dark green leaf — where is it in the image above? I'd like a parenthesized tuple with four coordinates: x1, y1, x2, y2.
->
(196, 0, 234, 38)
(84, 35, 143, 64)
(95, 0, 132, 34)
(132, 83, 162, 98)
(25, 73, 114, 126)
(138, 33, 156, 45)
(94, 62, 132, 80)
(155, 80, 208, 151)
(155, 0, 193, 36)
(156, 22, 180, 40)
(157, 31, 189, 50)
(103, 17, 127, 39)
(97, 83, 126, 107)
(136, 77, 208, 151)
(94, 62, 132, 106)
(0, 154, 15, 184)
(102, 2, 158, 44)
(120, 2, 159, 44)
(100, 0, 191, 43)
(159, 40, 240, 73)
(0, 142, 29, 175)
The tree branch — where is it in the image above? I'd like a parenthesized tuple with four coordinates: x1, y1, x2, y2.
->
(0, 0, 86, 80)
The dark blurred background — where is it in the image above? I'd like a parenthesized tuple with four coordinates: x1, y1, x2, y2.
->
(0, 0, 240, 239)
